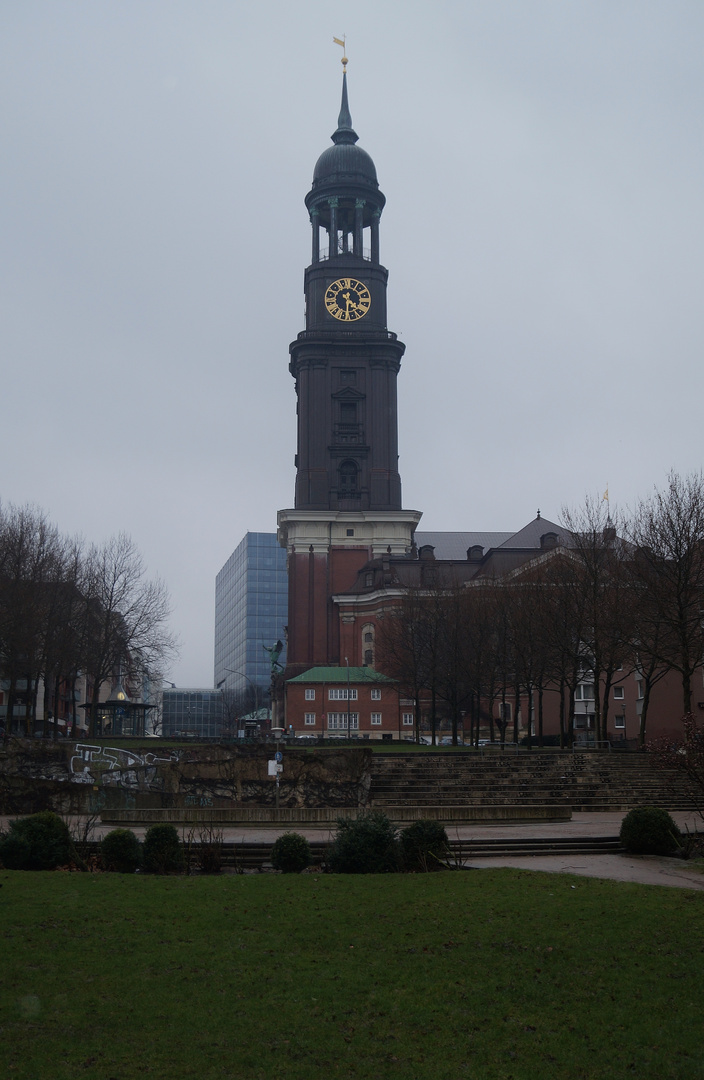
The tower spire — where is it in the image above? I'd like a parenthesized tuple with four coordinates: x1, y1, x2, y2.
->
(331, 43, 358, 145)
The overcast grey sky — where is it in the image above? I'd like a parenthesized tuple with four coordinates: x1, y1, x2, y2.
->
(2, 2, 703, 686)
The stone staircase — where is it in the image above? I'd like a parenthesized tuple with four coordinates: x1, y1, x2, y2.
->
(369, 750, 697, 813)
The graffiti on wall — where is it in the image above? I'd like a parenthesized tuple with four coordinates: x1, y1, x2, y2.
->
(69, 744, 179, 791)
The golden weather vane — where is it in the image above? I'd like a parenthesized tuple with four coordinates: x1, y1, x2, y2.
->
(333, 35, 348, 72)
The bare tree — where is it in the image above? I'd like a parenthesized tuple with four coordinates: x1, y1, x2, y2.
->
(0, 503, 65, 737)
(377, 587, 435, 744)
(461, 582, 505, 746)
(531, 548, 590, 748)
(561, 497, 634, 743)
(500, 570, 554, 748)
(648, 713, 704, 820)
(627, 472, 704, 713)
(434, 584, 472, 746)
(625, 583, 670, 746)
(82, 534, 178, 735)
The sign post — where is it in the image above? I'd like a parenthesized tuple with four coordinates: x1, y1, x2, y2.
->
(269, 731, 284, 810)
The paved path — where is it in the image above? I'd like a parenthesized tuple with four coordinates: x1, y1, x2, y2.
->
(3, 810, 703, 890)
(465, 852, 704, 889)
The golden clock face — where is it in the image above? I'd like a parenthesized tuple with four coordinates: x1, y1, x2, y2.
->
(325, 278, 371, 322)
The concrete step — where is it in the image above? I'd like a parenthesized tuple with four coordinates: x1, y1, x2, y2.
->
(80, 834, 626, 868)
(368, 753, 693, 815)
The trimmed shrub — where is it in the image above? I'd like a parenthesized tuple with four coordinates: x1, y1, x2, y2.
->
(520, 734, 562, 747)
(620, 806, 681, 855)
(328, 811, 400, 874)
(101, 829, 142, 873)
(142, 824, 185, 874)
(400, 819, 450, 872)
(271, 832, 311, 874)
(0, 811, 78, 871)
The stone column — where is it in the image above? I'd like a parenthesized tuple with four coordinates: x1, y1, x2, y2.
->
(371, 208, 381, 264)
(328, 197, 339, 258)
(354, 198, 365, 256)
(310, 207, 319, 263)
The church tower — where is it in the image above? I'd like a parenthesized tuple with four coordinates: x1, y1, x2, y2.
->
(278, 63, 421, 673)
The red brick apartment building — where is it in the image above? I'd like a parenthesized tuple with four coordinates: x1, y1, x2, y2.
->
(286, 667, 405, 741)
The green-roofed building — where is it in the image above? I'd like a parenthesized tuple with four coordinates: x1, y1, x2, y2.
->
(287, 666, 394, 685)
(286, 665, 411, 741)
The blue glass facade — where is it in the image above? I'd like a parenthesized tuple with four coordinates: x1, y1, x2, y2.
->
(214, 532, 288, 702)
(162, 689, 224, 738)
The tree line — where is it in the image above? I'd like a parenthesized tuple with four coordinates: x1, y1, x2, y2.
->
(0, 502, 177, 737)
(377, 472, 704, 747)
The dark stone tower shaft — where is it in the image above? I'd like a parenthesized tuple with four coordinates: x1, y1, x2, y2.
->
(290, 71, 405, 513)
(279, 70, 421, 672)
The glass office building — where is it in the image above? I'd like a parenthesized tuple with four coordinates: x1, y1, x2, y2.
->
(162, 689, 224, 738)
(214, 532, 288, 704)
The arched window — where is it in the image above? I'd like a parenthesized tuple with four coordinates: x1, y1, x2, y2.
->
(361, 622, 375, 668)
(339, 460, 358, 493)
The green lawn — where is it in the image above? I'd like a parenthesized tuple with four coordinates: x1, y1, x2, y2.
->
(2, 868, 703, 1079)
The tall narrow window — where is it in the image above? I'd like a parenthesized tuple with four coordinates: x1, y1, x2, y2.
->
(339, 460, 358, 493)
(361, 623, 375, 667)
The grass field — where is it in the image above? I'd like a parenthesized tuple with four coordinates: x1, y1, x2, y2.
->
(2, 867, 703, 1080)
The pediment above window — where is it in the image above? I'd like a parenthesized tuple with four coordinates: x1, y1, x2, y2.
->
(332, 386, 365, 401)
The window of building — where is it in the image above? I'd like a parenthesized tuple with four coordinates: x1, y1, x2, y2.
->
(636, 680, 644, 700)
(328, 713, 359, 730)
(304, 713, 316, 725)
(371, 712, 382, 725)
(340, 402, 357, 423)
(340, 370, 356, 385)
(361, 623, 375, 667)
(402, 713, 414, 726)
(329, 688, 357, 700)
(346, 529, 354, 537)
(305, 689, 315, 701)
(371, 688, 381, 700)
(613, 686, 625, 700)
(365, 572, 373, 587)
(614, 714, 625, 729)
(339, 460, 358, 493)
(575, 684, 596, 701)
(498, 702, 511, 721)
